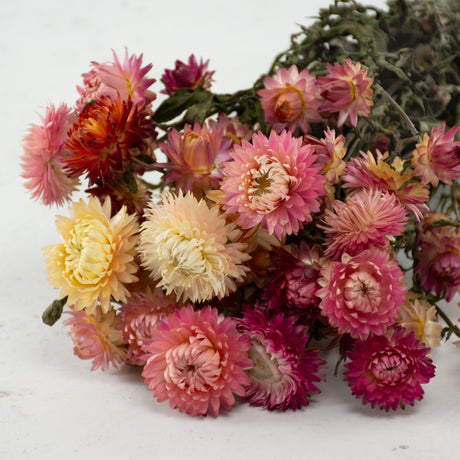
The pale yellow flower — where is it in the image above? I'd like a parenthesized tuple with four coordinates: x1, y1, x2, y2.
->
(139, 191, 249, 303)
(44, 197, 139, 314)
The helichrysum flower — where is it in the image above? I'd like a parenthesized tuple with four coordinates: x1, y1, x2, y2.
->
(220, 130, 325, 240)
(157, 121, 232, 195)
(76, 48, 156, 110)
(411, 122, 460, 187)
(317, 248, 407, 340)
(139, 191, 249, 303)
(63, 305, 127, 371)
(415, 213, 460, 301)
(65, 95, 156, 185)
(236, 307, 324, 411)
(161, 54, 215, 95)
(257, 65, 322, 134)
(344, 327, 436, 411)
(44, 197, 139, 314)
(118, 287, 177, 366)
(396, 293, 442, 349)
(320, 189, 408, 259)
(21, 103, 79, 206)
(142, 305, 252, 416)
(343, 150, 429, 220)
(318, 59, 374, 127)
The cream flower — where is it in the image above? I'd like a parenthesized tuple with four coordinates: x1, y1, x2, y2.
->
(139, 191, 249, 303)
(44, 197, 139, 314)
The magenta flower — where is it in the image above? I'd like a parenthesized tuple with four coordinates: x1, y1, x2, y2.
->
(237, 307, 324, 411)
(161, 54, 215, 95)
(344, 327, 435, 411)
(142, 306, 252, 416)
(318, 59, 374, 127)
(415, 213, 460, 301)
(21, 103, 79, 206)
(317, 248, 407, 340)
(411, 122, 460, 187)
(220, 130, 325, 240)
(320, 189, 408, 259)
(257, 65, 322, 133)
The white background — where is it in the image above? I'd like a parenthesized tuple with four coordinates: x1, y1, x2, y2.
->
(1, 1, 459, 459)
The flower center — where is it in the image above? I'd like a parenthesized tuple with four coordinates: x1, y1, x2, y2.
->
(274, 87, 304, 122)
(247, 338, 282, 384)
(343, 270, 381, 313)
(370, 352, 408, 384)
(343, 77, 358, 103)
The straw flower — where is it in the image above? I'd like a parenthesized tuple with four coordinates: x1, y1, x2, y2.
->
(44, 197, 139, 314)
(139, 191, 249, 303)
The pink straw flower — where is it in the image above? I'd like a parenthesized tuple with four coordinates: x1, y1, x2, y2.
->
(411, 122, 460, 187)
(257, 65, 322, 134)
(236, 307, 324, 411)
(118, 288, 177, 366)
(317, 248, 406, 340)
(344, 327, 435, 411)
(220, 130, 325, 240)
(142, 305, 252, 416)
(21, 103, 79, 206)
(320, 189, 408, 259)
(161, 54, 215, 95)
(318, 59, 374, 127)
(64, 306, 127, 371)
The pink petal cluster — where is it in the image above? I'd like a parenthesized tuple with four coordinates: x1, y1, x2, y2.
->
(63, 306, 127, 371)
(76, 48, 156, 110)
(415, 213, 460, 301)
(344, 327, 436, 411)
(257, 65, 322, 133)
(411, 122, 460, 187)
(320, 189, 408, 259)
(220, 130, 325, 240)
(21, 103, 79, 206)
(317, 248, 407, 340)
(318, 59, 374, 127)
(142, 306, 252, 416)
(236, 307, 324, 411)
(157, 121, 232, 195)
(161, 54, 215, 95)
(118, 288, 177, 366)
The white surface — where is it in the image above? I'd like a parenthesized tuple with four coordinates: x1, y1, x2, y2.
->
(1, 1, 459, 459)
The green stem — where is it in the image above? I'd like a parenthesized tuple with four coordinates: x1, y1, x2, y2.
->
(436, 304, 460, 339)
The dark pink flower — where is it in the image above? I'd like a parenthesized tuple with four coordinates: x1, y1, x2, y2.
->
(161, 54, 214, 95)
(344, 327, 435, 411)
(236, 307, 324, 411)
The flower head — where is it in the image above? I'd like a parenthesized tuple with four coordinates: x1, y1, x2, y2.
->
(411, 122, 460, 187)
(320, 189, 408, 259)
(139, 191, 249, 303)
(257, 65, 322, 133)
(344, 327, 435, 411)
(317, 248, 406, 340)
(64, 305, 127, 371)
(142, 305, 252, 416)
(21, 103, 79, 206)
(65, 95, 156, 185)
(118, 287, 177, 366)
(76, 49, 156, 110)
(157, 121, 232, 195)
(236, 307, 324, 411)
(220, 130, 325, 240)
(44, 197, 139, 314)
(318, 59, 374, 127)
(343, 150, 429, 220)
(161, 54, 214, 95)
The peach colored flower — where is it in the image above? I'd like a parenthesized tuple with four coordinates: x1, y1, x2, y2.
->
(21, 103, 79, 206)
(318, 59, 374, 127)
(64, 305, 127, 371)
(139, 191, 249, 303)
(142, 305, 252, 416)
(44, 197, 139, 314)
(257, 65, 322, 134)
(220, 130, 325, 240)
